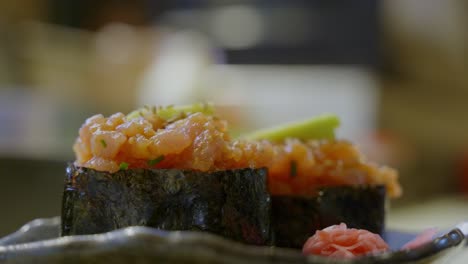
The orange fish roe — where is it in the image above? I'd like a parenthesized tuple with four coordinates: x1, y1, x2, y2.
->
(73, 112, 402, 198)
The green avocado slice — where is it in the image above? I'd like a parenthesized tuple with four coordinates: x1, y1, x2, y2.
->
(242, 114, 340, 142)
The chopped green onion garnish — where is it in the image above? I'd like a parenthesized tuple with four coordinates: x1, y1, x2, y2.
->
(100, 139, 107, 148)
(119, 162, 129, 170)
(148, 155, 165, 166)
(127, 103, 215, 121)
(126, 110, 141, 120)
(290, 160, 297, 177)
(157, 103, 214, 120)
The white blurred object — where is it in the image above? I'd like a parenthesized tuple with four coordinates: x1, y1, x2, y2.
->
(456, 221, 468, 237)
(210, 5, 264, 49)
(138, 30, 215, 106)
(203, 65, 379, 141)
(388, 196, 468, 232)
(95, 23, 139, 65)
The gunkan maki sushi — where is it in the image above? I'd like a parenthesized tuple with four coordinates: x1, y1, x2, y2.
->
(242, 118, 401, 248)
(63, 104, 274, 245)
(62, 103, 401, 247)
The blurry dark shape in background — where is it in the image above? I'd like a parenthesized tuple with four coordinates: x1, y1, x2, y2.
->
(159, 0, 379, 65)
(49, 0, 162, 30)
(0, 158, 65, 234)
(47, 0, 379, 64)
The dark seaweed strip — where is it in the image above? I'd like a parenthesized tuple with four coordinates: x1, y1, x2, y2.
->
(271, 185, 386, 248)
(220, 169, 272, 245)
(62, 165, 385, 248)
(61, 165, 272, 246)
(318, 185, 385, 235)
(271, 196, 320, 248)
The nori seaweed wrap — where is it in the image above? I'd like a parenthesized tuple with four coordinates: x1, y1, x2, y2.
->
(62, 165, 272, 245)
(66, 104, 401, 249)
(271, 185, 386, 248)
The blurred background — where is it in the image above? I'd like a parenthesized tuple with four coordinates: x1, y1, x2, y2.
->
(0, 0, 468, 237)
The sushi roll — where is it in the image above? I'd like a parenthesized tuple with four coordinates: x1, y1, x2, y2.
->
(63, 103, 401, 247)
(242, 115, 400, 248)
(63, 104, 273, 245)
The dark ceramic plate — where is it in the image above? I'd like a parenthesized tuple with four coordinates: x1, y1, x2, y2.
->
(0, 217, 466, 264)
